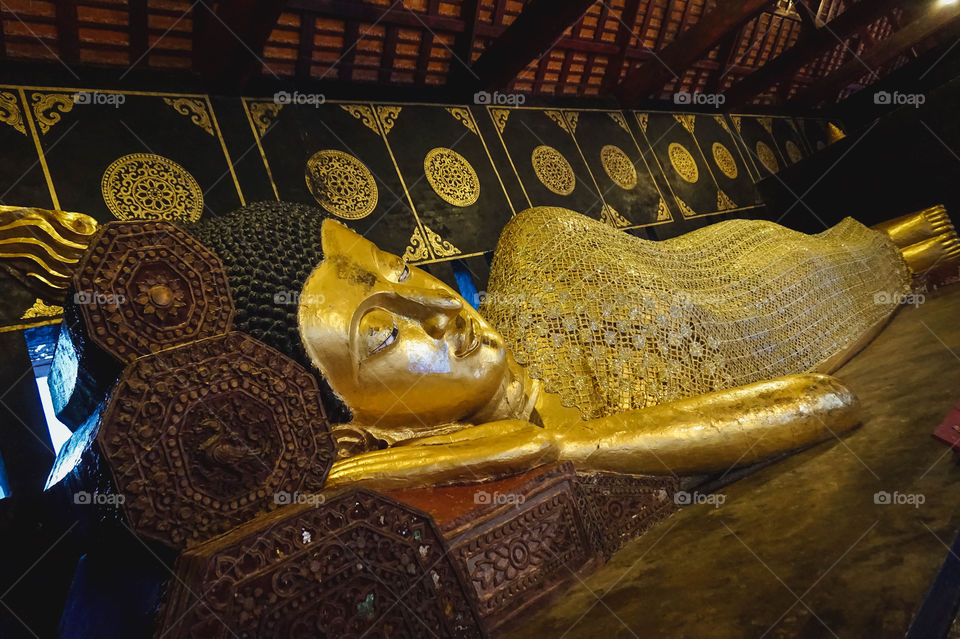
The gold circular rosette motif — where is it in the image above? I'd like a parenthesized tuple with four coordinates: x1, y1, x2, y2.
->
(711, 142, 738, 180)
(785, 140, 803, 164)
(531, 145, 576, 196)
(423, 147, 480, 207)
(101, 153, 204, 222)
(667, 142, 698, 183)
(305, 149, 379, 220)
(756, 141, 780, 174)
(600, 144, 638, 190)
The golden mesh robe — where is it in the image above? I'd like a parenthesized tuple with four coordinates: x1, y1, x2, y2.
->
(479, 207, 911, 419)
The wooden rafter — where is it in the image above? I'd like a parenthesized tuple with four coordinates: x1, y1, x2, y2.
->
(601, 0, 643, 93)
(792, 1, 960, 107)
(54, 0, 79, 64)
(614, 0, 774, 106)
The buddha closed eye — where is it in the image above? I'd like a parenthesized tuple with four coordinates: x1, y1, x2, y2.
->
(297, 219, 510, 433)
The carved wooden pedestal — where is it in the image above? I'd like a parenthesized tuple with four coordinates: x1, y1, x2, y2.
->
(157, 488, 486, 639)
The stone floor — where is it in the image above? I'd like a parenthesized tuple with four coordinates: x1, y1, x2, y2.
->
(504, 285, 960, 639)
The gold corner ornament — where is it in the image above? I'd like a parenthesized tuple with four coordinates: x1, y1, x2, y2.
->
(444, 107, 478, 136)
(755, 140, 780, 174)
(0, 91, 26, 135)
(423, 147, 480, 208)
(376, 106, 402, 136)
(402, 225, 462, 262)
(714, 115, 731, 134)
(785, 140, 803, 164)
(656, 197, 671, 221)
(305, 149, 378, 220)
(163, 97, 214, 136)
(668, 142, 698, 183)
(600, 204, 630, 228)
(730, 115, 743, 134)
(20, 298, 63, 319)
(758, 116, 774, 136)
(673, 114, 696, 134)
(340, 104, 380, 137)
(674, 195, 696, 218)
(717, 189, 737, 211)
(564, 111, 579, 134)
(636, 112, 649, 133)
(544, 110, 572, 134)
(600, 144, 638, 191)
(531, 145, 576, 196)
(31, 93, 74, 135)
(711, 142, 738, 180)
(248, 101, 283, 137)
(608, 112, 631, 135)
(490, 108, 510, 134)
(101, 153, 204, 222)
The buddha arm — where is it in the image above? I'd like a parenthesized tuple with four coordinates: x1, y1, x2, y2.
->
(325, 374, 859, 491)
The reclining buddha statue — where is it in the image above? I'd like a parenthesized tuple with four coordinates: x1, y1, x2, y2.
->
(178, 201, 917, 491)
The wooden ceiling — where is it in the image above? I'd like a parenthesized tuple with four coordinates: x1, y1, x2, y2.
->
(1, 0, 957, 108)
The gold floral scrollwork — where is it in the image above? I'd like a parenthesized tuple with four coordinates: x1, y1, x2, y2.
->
(424, 148, 480, 208)
(755, 141, 779, 174)
(711, 142, 738, 180)
(163, 97, 214, 136)
(305, 150, 378, 220)
(531, 145, 576, 196)
(673, 114, 695, 134)
(600, 145, 638, 191)
(717, 189, 737, 211)
(656, 198, 671, 221)
(636, 113, 649, 133)
(377, 106, 402, 136)
(402, 225, 462, 262)
(248, 102, 282, 137)
(564, 112, 579, 133)
(20, 298, 63, 320)
(101, 154, 204, 222)
(425, 225, 461, 258)
(674, 195, 696, 218)
(545, 110, 571, 134)
(444, 107, 478, 136)
(730, 115, 743, 134)
(600, 204, 630, 228)
(668, 142, 698, 183)
(785, 140, 803, 164)
(758, 117, 774, 136)
(0, 91, 26, 135)
(714, 115, 731, 134)
(31, 93, 74, 135)
(340, 105, 380, 136)
(608, 112, 631, 135)
(490, 108, 510, 134)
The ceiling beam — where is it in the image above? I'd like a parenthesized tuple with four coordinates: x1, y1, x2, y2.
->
(466, 0, 596, 92)
(55, 0, 80, 64)
(129, 0, 149, 69)
(193, 0, 288, 91)
(792, 1, 960, 107)
(600, 0, 643, 94)
(722, 0, 903, 107)
(614, 0, 772, 106)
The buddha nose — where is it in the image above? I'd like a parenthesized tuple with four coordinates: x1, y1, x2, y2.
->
(398, 288, 463, 339)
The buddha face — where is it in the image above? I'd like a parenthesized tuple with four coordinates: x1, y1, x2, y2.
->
(298, 220, 509, 430)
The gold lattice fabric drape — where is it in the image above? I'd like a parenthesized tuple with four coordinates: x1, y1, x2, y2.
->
(480, 207, 910, 419)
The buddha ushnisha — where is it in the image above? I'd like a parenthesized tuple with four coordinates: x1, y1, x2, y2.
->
(188, 202, 911, 490)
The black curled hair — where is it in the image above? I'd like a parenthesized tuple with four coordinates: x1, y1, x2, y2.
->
(183, 201, 353, 424)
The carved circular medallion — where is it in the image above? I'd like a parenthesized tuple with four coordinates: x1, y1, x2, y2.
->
(305, 149, 378, 220)
(423, 147, 480, 207)
(785, 140, 803, 164)
(97, 332, 335, 549)
(755, 141, 780, 174)
(73, 220, 234, 362)
(101, 153, 204, 222)
(531, 145, 576, 196)
(711, 142, 738, 180)
(600, 145, 637, 190)
(667, 142, 698, 183)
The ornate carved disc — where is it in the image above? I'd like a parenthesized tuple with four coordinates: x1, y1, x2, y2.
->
(531, 145, 575, 195)
(711, 142, 738, 180)
(424, 147, 481, 207)
(756, 140, 780, 174)
(157, 488, 485, 638)
(785, 139, 803, 164)
(304, 149, 379, 220)
(73, 220, 233, 362)
(98, 332, 335, 549)
(600, 144, 637, 190)
(668, 142, 699, 183)
(101, 153, 204, 222)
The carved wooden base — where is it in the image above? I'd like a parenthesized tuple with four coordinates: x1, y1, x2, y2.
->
(157, 487, 486, 639)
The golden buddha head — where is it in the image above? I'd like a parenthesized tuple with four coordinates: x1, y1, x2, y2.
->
(297, 220, 510, 443)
